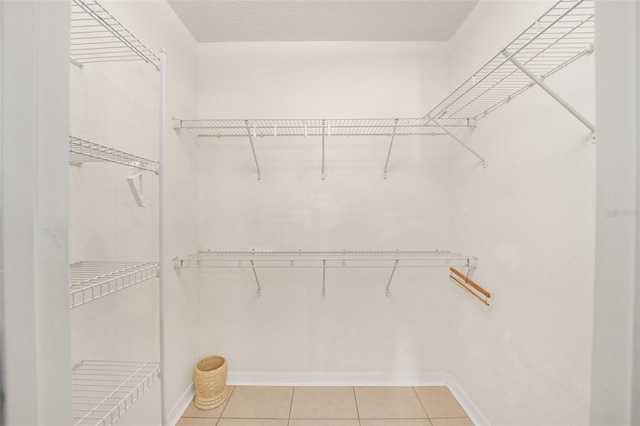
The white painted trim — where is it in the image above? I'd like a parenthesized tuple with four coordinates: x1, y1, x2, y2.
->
(167, 383, 194, 426)
(227, 371, 450, 387)
(447, 375, 490, 426)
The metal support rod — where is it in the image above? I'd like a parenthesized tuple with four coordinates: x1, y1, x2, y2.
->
(428, 115, 487, 167)
(245, 120, 262, 180)
(321, 119, 326, 180)
(249, 260, 262, 297)
(385, 259, 400, 297)
(383, 118, 399, 179)
(322, 260, 326, 297)
(502, 49, 596, 134)
(158, 49, 167, 426)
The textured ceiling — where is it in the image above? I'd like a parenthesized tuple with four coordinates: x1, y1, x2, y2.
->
(168, 1, 478, 42)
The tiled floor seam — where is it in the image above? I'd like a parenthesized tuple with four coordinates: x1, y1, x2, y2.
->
(214, 386, 235, 425)
(412, 386, 432, 418)
(351, 386, 362, 426)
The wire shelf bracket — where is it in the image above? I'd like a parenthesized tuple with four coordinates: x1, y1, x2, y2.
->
(70, 0, 160, 70)
(424, 0, 595, 141)
(69, 261, 159, 309)
(71, 360, 160, 426)
(173, 250, 478, 297)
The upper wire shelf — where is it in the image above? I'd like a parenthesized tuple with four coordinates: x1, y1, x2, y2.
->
(425, 0, 594, 122)
(70, 0, 159, 70)
(175, 118, 474, 138)
(71, 360, 160, 426)
(69, 136, 159, 174)
(69, 261, 159, 309)
(173, 250, 477, 269)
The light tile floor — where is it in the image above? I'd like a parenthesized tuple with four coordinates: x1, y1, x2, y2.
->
(179, 386, 474, 426)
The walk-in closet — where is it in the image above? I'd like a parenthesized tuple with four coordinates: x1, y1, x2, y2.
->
(1, 0, 639, 425)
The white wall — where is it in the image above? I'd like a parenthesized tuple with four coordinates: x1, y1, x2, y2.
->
(68, 0, 199, 424)
(193, 42, 464, 377)
(447, 2, 595, 425)
(1, 1, 72, 424)
(591, 1, 638, 424)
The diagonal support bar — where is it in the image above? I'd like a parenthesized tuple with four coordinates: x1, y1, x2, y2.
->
(503, 49, 595, 134)
(428, 115, 487, 167)
(385, 259, 400, 297)
(245, 120, 262, 180)
(383, 118, 399, 179)
(249, 260, 262, 297)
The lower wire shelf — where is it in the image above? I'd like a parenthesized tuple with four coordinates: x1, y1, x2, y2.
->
(69, 261, 159, 309)
(72, 360, 160, 426)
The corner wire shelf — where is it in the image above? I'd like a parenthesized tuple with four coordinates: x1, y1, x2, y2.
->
(69, 261, 159, 309)
(69, 136, 159, 174)
(70, 0, 160, 70)
(173, 250, 478, 297)
(174, 117, 475, 180)
(423, 0, 595, 146)
(72, 360, 160, 426)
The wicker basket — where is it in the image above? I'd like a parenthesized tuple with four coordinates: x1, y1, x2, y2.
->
(194, 356, 228, 410)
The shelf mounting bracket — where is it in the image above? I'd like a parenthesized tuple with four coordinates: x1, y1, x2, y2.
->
(249, 260, 262, 297)
(321, 119, 326, 180)
(427, 115, 487, 167)
(502, 49, 596, 140)
(322, 260, 326, 297)
(385, 259, 400, 297)
(383, 118, 399, 179)
(245, 120, 262, 180)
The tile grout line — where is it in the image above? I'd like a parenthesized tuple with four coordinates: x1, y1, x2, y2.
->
(352, 386, 362, 426)
(287, 386, 296, 426)
(412, 386, 432, 419)
(214, 386, 235, 426)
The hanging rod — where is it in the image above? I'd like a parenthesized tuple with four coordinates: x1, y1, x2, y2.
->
(424, 0, 594, 130)
(70, 0, 159, 70)
(69, 136, 159, 174)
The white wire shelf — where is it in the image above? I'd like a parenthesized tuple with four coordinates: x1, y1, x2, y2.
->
(69, 136, 159, 174)
(72, 360, 160, 426)
(69, 261, 159, 309)
(425, 0, 594, 123)
(173, 250, 477, 269)
(70, 0, 159, 70)
(174, 250, 478, 297)
(175, 117, 474, 138)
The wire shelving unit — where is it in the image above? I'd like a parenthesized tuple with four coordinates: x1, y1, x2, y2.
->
(70, 0, 159, 69)
(71, 360, 160, 426)
(174, 250, 478, 297)
(174, 0, 594, 173)
(173, 249, 476, 269)
(69, 262, 159, 309)
(424, 0, 594, 127)
(69, 136, 159, 174)
(175, 118, 474, 138)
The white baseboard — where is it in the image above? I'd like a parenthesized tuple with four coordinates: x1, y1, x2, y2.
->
(227, 371, 451, 387)
(168, 372, 488, 425)
(166, 383, 194, 426)
(445, 375, 490, 426)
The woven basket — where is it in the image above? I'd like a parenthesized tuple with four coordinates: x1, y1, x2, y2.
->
(194, 356, 228, 410)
